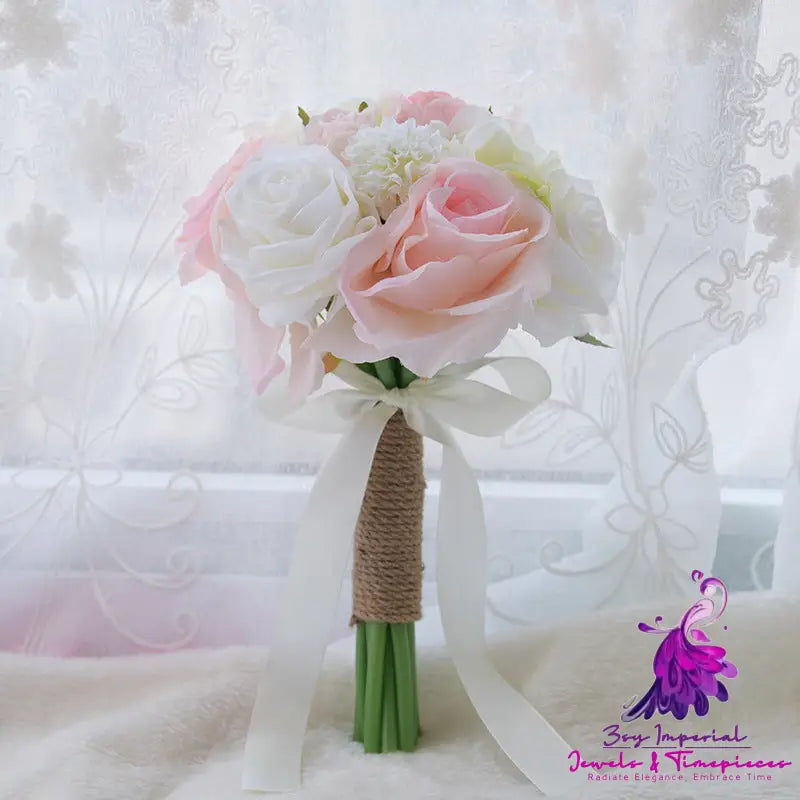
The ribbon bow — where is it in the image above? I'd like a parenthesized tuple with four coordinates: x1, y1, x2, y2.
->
(243, 357, 574, 796)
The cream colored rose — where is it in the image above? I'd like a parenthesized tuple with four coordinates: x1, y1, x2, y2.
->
(218, 144, 377, 325)
(463, 118, 621, 345)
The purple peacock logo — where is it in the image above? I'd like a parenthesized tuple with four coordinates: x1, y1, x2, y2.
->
(622, 570, 738, 723)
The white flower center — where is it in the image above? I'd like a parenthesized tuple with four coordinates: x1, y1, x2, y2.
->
(344, 118, 456, 217)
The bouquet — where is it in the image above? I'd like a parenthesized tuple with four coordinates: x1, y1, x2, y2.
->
(177, 90, 620, 793)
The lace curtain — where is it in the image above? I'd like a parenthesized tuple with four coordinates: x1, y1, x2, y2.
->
(1, 0, 798, 655)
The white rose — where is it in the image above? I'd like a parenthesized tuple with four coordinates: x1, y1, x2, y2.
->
(463, 118, 621, 345)
(218, 144, 377, 325)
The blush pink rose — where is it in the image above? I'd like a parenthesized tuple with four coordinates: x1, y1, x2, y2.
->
(396, 90, 467, 127)
(231, 289, 322, 400)
(176, 140, 324, 400)
(305, 107, 374, 159)
(305, 96, 403, 159)
(316, 159, 553, 377)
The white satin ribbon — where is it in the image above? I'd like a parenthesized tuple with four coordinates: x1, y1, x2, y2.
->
(243, 357, 575, 796)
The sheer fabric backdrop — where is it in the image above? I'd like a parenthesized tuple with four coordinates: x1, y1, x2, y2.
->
(0, 0, 798, 655)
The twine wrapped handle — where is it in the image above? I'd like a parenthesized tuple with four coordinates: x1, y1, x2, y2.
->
(243, 357, 572, 796)
(351, 410, 425, 625)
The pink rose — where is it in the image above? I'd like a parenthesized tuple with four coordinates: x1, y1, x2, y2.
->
(305, 95, 403, 159)
(231, 288, 323, 401)
(317, 159, 553, 377)
(397, 90, 467, 127)
(176, 140, 324, 400)
(305, 107, 374, 159)
(236, 309, 324, 406)
(230, 287, 286, 394)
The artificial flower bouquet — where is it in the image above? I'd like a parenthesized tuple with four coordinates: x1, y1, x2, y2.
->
(177, 90, 619, 794)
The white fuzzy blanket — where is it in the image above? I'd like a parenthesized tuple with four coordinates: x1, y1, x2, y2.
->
(1, 593, 797, 800)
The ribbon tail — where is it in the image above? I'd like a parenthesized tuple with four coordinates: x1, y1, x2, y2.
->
(437, 442, 575, 797)
(243, 403, 396, 792)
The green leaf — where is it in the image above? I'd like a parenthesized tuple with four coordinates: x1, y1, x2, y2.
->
(488, 105, 493, 114)
(373, 358, 397, 389)
(358, 100, 368, 112)
(297, 105, 310, 126)
(359, 358, 417, 388)
(356, 362, 378, 377)
(575, 333, 611, 348)
(396, 363, 419, 389)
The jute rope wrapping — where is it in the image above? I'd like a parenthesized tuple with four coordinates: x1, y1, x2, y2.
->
(351, 409, 425, 625)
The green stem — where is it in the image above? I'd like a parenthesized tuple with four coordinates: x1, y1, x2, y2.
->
(363, 622, 387, 752)
(354, 621, 367, 743)
(409, 622, 420, 736)
(381, 632, 398, 752)
(354, 621, 419, 752)
(390, 623, 419, 751)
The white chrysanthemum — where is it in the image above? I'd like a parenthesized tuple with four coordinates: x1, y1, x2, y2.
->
(343, 118, 457, 218)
